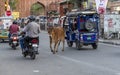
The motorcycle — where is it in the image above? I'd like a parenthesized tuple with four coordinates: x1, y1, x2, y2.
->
(9, 33, 19, 49)
(20, 34, 39, 59)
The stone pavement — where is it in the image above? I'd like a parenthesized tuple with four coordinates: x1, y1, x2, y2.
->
(99, 39, 120, 45)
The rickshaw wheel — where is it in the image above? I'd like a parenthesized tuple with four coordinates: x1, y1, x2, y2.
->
(92, 43, 98, 49)
(67, 41, 73, 47)
(76, 40, 81, 50)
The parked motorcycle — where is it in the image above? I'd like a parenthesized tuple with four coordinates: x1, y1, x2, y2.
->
(20, 35, 39, 59)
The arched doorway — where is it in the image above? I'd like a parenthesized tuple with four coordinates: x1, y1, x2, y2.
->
(30, 2, 45, 16)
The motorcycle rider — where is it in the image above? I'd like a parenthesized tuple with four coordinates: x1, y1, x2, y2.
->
(8, 20, 19, 44)
(19, 19, 29, 51)
(20, 15, 41, 54)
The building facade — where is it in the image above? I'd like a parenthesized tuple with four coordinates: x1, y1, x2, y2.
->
(110, 1, 120, 14)
(0, 0, 62, 17)
(0, 0, 5, 16)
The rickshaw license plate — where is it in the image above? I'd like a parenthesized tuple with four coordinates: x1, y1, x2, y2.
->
(87, 37, 91, 40)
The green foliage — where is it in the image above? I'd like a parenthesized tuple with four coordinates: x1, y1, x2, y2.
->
(2, 0, 18, 11)
(9, 0, 18, 11)
(2, 0, 7, 2)
(30, 3, 44, 16)
(69, 0, 84, 9)
(69, 0, 77, 4)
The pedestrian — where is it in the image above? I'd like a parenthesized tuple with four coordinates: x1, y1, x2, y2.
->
(19, 19, 29, 50)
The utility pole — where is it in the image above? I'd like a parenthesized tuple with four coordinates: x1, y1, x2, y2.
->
(66, 0, 69, 13)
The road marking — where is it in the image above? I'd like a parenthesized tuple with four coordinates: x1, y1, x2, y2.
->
(33, 70, 39, 73)
(57, 55, 120, 73)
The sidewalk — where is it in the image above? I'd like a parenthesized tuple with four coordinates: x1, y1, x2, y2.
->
(99, 39, 120, 45)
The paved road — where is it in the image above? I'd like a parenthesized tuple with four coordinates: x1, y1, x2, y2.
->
(0, 31, 120, 75)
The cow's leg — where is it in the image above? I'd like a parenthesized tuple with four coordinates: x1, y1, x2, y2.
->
(56, 40, 60, 52)
(53, 41, 59, 54)
(50, 42, 53, 52)
(49, 37, 53, 52)
(53, 42, 57, 54)
(62, 40, 65, 52)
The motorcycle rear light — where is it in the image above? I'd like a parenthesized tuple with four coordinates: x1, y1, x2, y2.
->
(13, 37, 17, 41)
(31, 39, 38, 43)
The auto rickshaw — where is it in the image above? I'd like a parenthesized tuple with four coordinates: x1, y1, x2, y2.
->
(0, 17, 13, 42)
(64, 10, 100, 50)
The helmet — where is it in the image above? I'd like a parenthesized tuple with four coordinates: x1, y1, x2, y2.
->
(13, 20, 17, 24)
(28, 15, 35, 21)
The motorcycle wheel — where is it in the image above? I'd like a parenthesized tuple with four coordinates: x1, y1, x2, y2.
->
(67, 41, 73, 47)
(22, 51, 27, 57)
(22, 49, 28, 57)
(30, 52, 36, 60)
(12, 46, 16, 50)
(92, 43, 98, 49)
(23, 53, 27, 57)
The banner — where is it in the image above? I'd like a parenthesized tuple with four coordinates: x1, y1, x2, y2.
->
(95, 0, 108, 14)
(12, 12, 19, 19)
(104, 14, 120, 33)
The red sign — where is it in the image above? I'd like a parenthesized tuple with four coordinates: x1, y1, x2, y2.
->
(98, 7, 105, 14)
(6, 10, 11, 16)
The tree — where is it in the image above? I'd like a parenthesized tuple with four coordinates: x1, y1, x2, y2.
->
(69, 0, 87, 10)
(69, 0, 82, 9)
(2, 0, 18, 11)
(30, 3, 44, 16)
(9, 0, 18, 11)
(3, 0, 7, 2)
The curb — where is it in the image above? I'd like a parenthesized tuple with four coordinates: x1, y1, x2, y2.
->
(99, 40, 120, 45)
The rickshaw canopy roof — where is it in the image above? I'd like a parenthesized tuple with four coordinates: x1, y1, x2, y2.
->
(66, 11, 98, 17)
